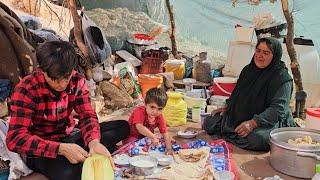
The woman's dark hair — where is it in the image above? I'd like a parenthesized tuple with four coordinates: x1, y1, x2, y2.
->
(256, 38, 275, 54)
(145, 88, 168, 108)
(37, 41, 78, 80)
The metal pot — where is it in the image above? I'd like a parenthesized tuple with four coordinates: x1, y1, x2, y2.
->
(269, 127, 320, 179)
(129, 155, 158, 176)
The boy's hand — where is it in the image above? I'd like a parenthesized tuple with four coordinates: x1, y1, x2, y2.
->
(170, 137, 176, 143)
(165, 148, 174, 155)
(151, 136, 160, 147)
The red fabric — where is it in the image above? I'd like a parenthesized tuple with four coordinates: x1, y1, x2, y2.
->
(6, 70, 100, 158)
(215, 139, 239, 180)
(127, 106, 168, 139)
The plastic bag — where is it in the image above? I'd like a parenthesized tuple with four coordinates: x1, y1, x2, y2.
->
(163, 92, 187, 127)
(82, 154, 114, 180)
(86, 79, 96, 97)
(118, 67, 141, 98)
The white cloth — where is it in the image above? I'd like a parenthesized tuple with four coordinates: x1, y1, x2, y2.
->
(0, 118, 33, 180)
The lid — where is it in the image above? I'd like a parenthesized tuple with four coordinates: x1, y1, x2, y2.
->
(316, 164, 320, 173)
(214, 77, 238, 83)
(200, 113, 210, 116)
(306, 108, 320, 118)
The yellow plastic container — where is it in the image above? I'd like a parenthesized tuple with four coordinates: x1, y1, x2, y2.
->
(163, 92, 187, 127)
(165, 59, 185, 80)
(82, 154, 114, 180)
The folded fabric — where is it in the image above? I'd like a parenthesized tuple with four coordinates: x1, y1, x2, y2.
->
(0, 120, 33, 179)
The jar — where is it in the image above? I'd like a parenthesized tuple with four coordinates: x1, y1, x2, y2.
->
(191, 106, 201, 122)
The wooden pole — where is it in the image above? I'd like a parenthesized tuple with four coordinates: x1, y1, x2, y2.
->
(165, 0, 178, 59)
(281, 0, 306, 117)
(68, 0, 93, 79)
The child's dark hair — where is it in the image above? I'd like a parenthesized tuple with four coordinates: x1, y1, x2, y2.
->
(145, 88, 168, 107)
(37, 41, 78, 80)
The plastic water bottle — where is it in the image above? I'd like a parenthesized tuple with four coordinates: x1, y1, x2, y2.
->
(312, 164, 320, 180)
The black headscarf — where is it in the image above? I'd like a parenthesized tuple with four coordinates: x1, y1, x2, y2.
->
(221, 37, 293, 134)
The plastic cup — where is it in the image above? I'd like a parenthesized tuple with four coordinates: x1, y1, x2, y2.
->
(215, 170, 235, 180)
(200, 113, 210, 129)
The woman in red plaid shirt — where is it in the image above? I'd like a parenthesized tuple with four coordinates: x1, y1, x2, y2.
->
(6, 41, 129, 180)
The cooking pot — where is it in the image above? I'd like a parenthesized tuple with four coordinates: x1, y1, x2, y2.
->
(129, 155, 158, 176)
(269, 127, 320, 179)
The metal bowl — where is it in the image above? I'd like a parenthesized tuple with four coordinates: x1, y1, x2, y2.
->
(269, 127, 320, 178)
(129, 155, 158, 176)
(113, 154, 131, 167)
(155, 155, 173, 166)
(270, 127, 320, 152)
(177, 130, 197, 139)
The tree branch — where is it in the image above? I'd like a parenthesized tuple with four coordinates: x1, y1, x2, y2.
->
(281, 0, 305, 117)
(165, 0, 178, 58)
(68, 0, 92, 79)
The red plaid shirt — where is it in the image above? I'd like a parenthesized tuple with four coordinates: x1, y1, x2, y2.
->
(6, 70, 100, 158)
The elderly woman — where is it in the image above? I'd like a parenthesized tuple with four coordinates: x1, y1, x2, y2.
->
(204, 37, 296, 151)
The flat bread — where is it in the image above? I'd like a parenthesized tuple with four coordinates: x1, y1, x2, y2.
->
(160, 147, 214, 180)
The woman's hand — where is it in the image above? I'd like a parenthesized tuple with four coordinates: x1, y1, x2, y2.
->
(211, 107, 227, 116)
(235, 120, 258, 137)
(88, 139, 115, 169)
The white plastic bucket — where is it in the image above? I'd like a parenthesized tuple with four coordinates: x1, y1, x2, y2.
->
(186, 89, 210, 99)
(183, 78, 196, 91)
(209, 95, 228, 104)
(306, 108, 320, 130)
(183, 95, 207, 110)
